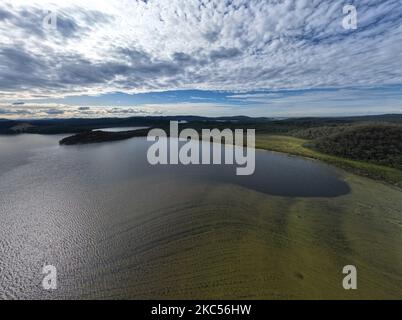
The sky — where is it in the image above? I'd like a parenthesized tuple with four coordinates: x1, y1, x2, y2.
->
(0, 0, 401, 118)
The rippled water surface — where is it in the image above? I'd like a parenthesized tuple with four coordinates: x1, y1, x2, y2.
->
(0, 134, 350, 299)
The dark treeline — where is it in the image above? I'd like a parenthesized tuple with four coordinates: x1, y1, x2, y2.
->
(1, 114, 402, 135)
(311, 124, 402, 170)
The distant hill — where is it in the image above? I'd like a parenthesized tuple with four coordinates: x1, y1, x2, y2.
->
(1, 113, 401, 135)
(0, 116, 273, 134)
(0, 120, 19, 134)
(342, 114, 402, 122)
(312, 124, 402, 170)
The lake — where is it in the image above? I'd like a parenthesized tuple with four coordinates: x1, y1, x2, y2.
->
(0, 133, 358, 299)
(93, 126, 150, 132)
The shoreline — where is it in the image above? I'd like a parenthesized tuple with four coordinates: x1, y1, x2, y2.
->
(253, 134, 402, 189)
(57, 129, 402, 188)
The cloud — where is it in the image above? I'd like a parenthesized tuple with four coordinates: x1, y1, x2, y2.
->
(0, 0, 400, 101)
(209, 47, 242, 61)
(45, 108, 65, 115)
(1, 85, 402, 119)
(0, 108, 33, 115)
(225, 87, 402, 117)
(0, 103, 163, 119)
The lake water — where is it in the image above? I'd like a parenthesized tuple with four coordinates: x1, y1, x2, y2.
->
(94, 126, 149, 132)
(0, 134, 349, 299)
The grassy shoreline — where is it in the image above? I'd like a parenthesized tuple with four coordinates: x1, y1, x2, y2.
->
(58, 128, 402, 187)
(254, 134, 402, 188)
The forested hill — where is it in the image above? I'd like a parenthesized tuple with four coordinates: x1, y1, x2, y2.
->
(1, 114, 402, 135)
(311, 124, 402, 170)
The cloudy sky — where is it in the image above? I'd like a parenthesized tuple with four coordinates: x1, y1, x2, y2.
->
(0, 0, 401, 118)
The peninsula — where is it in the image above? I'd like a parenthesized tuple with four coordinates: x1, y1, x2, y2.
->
(59, 128, 150, 145)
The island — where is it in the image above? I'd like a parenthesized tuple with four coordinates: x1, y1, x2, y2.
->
(59, 128, 150, 145)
